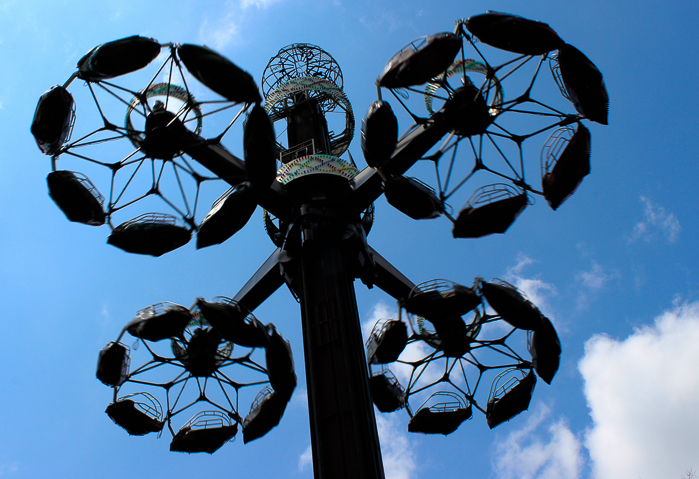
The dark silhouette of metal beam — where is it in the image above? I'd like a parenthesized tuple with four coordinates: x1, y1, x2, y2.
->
(232, 249, 285, 312)
(299, 244, 385, 479)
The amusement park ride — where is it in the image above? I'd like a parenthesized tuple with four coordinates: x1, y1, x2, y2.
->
(30, 11, 607, 479)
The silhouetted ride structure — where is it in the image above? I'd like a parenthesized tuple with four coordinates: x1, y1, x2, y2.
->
(32, 11, 607, 479)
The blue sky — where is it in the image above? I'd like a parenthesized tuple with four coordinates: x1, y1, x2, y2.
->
(2, 0, 699, 478)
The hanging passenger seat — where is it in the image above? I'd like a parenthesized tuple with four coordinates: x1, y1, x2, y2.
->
(106, 392, 164, 436)
(486, 369, 536, 429)
(408, 391, 472, 435)
(170, 411, 238, 454)
(452, 184, 527, 238)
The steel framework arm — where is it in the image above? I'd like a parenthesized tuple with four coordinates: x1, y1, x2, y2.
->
(232, 248, 285, 311)
(367, 246, 417, 300)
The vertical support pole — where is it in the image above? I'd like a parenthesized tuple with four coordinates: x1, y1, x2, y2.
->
(299, 245, 385, 479)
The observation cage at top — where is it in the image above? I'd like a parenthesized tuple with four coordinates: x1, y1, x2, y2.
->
(30, 10, 607, 478)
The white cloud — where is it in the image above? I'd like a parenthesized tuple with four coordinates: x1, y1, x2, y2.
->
(198, 0, 284, 48)
(99, 303, 113, 331)
(514, 277, 557, 317)
(629, 196, 681, 244)
(577, 262, 611, 291)
(363, 301, 396, 341)
(491, 403, 583, 479)
(298, 443, 313, 472)
(199, 13, 241, 51)
(0, 462, 19, 476)
(393, 338, 443, 396)
(579, 300, 699, 479)
(575, 261, 617, 310)
(240, 0, 282, 8)
(362, 302, 442, 397)
(508, 253, 536, 276)
(290, 388, 308, 408)
(504, 254, 558, 321)
(377, 414, 417, 479)
(359, 6, 413, 33)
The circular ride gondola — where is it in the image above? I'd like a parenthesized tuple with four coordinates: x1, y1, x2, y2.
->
(365, 278, 561, 434)
(31, 37, 261, 256)
(97, 299, 296, 453)
(362, 11, 607, 236)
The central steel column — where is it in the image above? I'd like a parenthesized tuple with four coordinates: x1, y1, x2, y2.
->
(298, 235, 385, 479)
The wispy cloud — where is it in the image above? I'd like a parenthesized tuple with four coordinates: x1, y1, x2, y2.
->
(491, 403, 583, 479)
(290, 388, 308, 408)
(507, 253, 536, 276)
(362, 302, 441, 391)
(111, 6, 123, 21)
(99, 303, 113, 331)
(575, 261, 617, 310)
(579, 300, 699, 479)
(198, 0, 284, 49)
(577, 262, 610, 291)
(504, 254, 558, 321)
(629, 196, 681, 244)
(377, 414, 417, 479)
(362, 301, 396, 340)
(359, 5, 414, 33)
(199, 13, 241, 51)
(240, 0, 282, 8)
(298, 444, 313, 472)
(0, 461, 19, 476)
